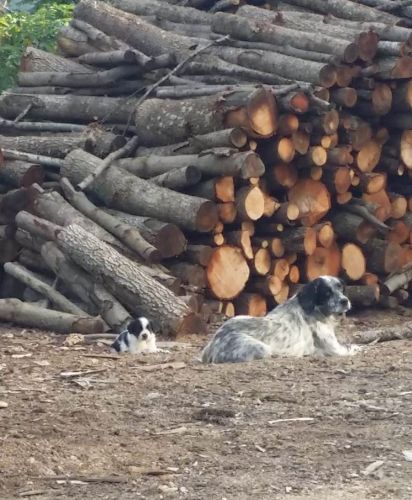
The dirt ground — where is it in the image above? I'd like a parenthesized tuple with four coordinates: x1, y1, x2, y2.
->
(0, 310, 411, 500)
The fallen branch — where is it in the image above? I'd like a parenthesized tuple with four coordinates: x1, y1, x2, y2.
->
(1, 149, 64, 169)
(353, 323, 412, 345)
(77, 135, 139, 190)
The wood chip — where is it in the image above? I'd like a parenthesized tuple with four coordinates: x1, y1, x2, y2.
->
(0, 401, 8, 408)
(268, 417, 314, 424)
(362, 460, 385, 476)
(403, 450, 412, 461)
(59, 368, 107, 378)
(18, 490, 48, 497)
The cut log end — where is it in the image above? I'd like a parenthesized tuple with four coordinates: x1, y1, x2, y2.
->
(195, 200, 219, 232)
(341, 243, 366, 281)
(206, 245, 250, 300)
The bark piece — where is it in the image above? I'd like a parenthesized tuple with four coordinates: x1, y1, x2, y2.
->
(0, 298, 104, 334)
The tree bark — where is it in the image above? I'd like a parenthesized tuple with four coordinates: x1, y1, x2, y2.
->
(102, 209, 186, 259)
(41, 241, 131, 332)
(363, 239, 403, 274)
(21, 46, 93, 73)
(0, 134, 86, 159)
(345, 285, 380, 308)
(150, 166, 201, 190)
(0, 298, 105, 334)
(281, 227, 316, 255)
(62, 149, 218, 232)
(329, 211, 377, 244)
(56, 224, 205, 336)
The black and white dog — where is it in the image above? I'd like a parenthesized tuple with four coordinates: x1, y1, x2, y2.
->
(202, 276, 361, 364)
(111, 317, 159, 354)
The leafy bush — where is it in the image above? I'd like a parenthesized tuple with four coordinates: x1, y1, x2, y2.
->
(0, 1, 74, 91)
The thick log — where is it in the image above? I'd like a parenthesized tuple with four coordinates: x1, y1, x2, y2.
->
(57, 24, 97, 57)
(315, 221, 335, 249)
(62, 149, 218, 232)
(354, 139, 381, 173)
(330, 87, 358, 108)
(288, 179, 331, 226)
(0, 298, 104, 334)
(56, 224, 205, 336)
(118, 150, 265, 180)
(60, 178, 160, 263)
(251, 248, 271, 276)
(212, 13, 359, 63)
(392, 80, 412, 111)
(206, 245, 249, 300)
(0, 118, 86, 133)
(184, 244, 214, 267)
(0, 160, 44, 188)
(134, 87, 277, 146)
(322, 165, 353, 195)
(259, 137, 295, 164)
(20, 46, 92, 73)
(248, 275, 282, 298)
(234, 293, 267, 317)
(103, 209, 186, 259)
(382, 265, 412, 295)
(41, 242, 131, 332)
(168, 262, 206, 288)
(270, 163, 298, 190)
(3, 262, 88, 316)
(387, 220, 410, 244)
(150, 166, 201, 190)
(281, 227, 316, 255)
(235, 186, 265, 221)
(305, 244, 341, 281)
(218, 202, 237, 224)
(362, 189, 392, 221)
(77, 50, 174, 69)
(341, 243, 366, 281)
(389, 193, 407, 219)
(136, 128, 248, 156)
(329, 211, 376, 244)
(345, 285, 380, 308)
(291, 131, 310, 155)
(363, 239, 403, 274)
(214, 45, 337, 87)
(187, 176, 235, 202)
(225, 230, 253, 260)
(70, 18, 131, 52)
(15, 211, 61, 243)
(0, 134, 86, 159)
(359, 172, 387, 194)
(0, 93, 134, 124)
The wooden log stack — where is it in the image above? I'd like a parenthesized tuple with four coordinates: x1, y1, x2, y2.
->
(1, 0, 412, 335)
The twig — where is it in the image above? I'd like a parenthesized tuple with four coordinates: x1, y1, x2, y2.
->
(37, 475, 128, 484)
(121, 35, 231, 134)
(268, 417, 315, 424)
(81, 354, 120, 360)
(13, 103, 32, 123)
(77, 135, 139, 190)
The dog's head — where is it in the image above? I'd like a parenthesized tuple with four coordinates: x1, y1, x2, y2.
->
(297, 276, 351, 317)
(127, 317, 152, 342)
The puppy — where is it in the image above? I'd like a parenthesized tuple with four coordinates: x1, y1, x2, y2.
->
(111, 317, 159, 354)
(201, 276, 360, 364)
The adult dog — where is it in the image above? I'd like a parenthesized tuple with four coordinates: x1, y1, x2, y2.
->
(201, 276, 360, 364)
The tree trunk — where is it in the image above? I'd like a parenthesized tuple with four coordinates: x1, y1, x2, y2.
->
(102, 209, 186, 259)
(0, 298, 105, 334)
(62, 149, 218, 232)
(56, 224, 205, 336)
(134, 87, 277, 146)
(150, 166, 201, 190)
(206, 245, 250, 300)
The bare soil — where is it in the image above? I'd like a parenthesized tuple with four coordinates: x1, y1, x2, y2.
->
(0, 310, 411, 500)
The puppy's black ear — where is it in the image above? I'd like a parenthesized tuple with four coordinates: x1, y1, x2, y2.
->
(127, 319, 143, 336)
(297, 279, 320, 314)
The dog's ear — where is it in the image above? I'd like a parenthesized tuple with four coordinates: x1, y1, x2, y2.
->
(297, 278, 321, 314)
(127, 319, 143, 336)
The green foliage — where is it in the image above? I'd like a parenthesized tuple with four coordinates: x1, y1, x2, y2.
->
(0, 1, 74, 91)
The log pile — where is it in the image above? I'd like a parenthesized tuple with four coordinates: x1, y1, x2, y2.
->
(2, 0, 412, 336)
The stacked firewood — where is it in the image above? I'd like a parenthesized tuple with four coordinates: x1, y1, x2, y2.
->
(1, 0, 412, 337)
